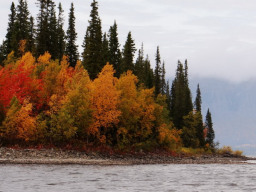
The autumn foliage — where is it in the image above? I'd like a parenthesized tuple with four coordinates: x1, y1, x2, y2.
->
(0, 52, 181, 150)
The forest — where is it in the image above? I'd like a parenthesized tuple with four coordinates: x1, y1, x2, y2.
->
(0, 0, 215, 152)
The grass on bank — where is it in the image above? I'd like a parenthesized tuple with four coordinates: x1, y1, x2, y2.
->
(217, 146, 243, 157)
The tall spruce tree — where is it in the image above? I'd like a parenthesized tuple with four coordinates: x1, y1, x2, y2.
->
(166, 80, 171, 113)
(16, 0, 30, 54)
(56, 3, 65, 61)
(184, 59, 193, 114)
(144, 56, 154, 88)
(5, 2, 17, 56)
(154, 46, 161, 97)
(161, 61, 166, 95)
(182, 111, 204, 148)
(196, 112, 205, 148)
(120, 31, 136, 74)
(36, 0, 53, 56)
(194, 84, 202, 112)
(134, 44, 154, 88)
(134, 43, 145, 83)
(108, 21, 121, 77)
(193, 83, 205, 147)
(82, 0, 103, 79)
(27, 16, 36, 55)
(205, 109, 215, 148)
(65, 3, 78, 67)
(48, 2, 58, 60)
(102, 32, 109, 66)
(0, 41, 6, 65)
(170, 60, 193, 129)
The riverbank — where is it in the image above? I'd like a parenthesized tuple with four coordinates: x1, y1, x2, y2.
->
(0, 147, 252, 165)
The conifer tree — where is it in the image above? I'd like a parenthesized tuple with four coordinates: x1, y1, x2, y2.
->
(166, 80, 171, 113)
(27, 16, 36, 55)
(108, 21, 121, 77)
(196, 112, 205, 147)
(184, 59, 193, 114)
(194, 84, 202, 112)
(65, 3, 78, 67)
(161, 61, 166, 95)
(102, 32, 110, 66)
(48, 2, 58, 60)
(134, 52, 154, 89)
(134, 43, 144, 83)
(182, 111, 204, 148)
(56, 3, 65, 61)
(16, 0, 30, 53)
(154, 46, 161, 97)
(144, 56, 154, 88)
(205, 109, 215, 148)
(5, 2, 17, 56)
(120, 31, 136, 74)
(82, 0, 103, 79)
(0, 41, 6, 65)
(170, 60, 193, 129)
(134, 45, 154, 89)
(36, 0, 53, 56)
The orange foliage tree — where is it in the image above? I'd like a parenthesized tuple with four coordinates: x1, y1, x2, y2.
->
(90, 64, 121, 144)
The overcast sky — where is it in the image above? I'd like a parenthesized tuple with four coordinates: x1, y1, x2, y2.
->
(1, 0, 256, 83)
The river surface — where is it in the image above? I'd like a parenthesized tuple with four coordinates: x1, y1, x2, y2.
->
(1, 162, 256, 192)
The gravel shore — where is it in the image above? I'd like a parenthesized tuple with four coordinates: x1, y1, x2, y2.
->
(0, 147, 251, 165)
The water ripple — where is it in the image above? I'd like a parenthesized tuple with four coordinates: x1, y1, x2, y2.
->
(0, 164, 256, 191)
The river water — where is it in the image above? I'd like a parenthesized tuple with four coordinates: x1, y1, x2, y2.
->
(1, 162, 256, 192)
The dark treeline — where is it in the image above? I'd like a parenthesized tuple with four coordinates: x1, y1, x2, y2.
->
(0, 0, 215, 151)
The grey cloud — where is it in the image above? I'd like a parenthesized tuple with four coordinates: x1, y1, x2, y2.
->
(1, 0, 256, 82)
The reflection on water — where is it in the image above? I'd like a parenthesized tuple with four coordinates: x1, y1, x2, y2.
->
(0, 163, 256, 192)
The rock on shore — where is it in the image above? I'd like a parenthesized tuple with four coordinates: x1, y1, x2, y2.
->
(0, 147, 250, 165)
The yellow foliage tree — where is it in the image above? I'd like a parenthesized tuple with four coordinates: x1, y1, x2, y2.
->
(37, 52, 51, 66)
(61, 62, 93, 142)
(1, 97, 37, 142)
(116, 71, 156, 146)
(18, 52, 35, 71)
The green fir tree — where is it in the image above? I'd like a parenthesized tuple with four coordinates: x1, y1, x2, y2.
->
(108, 21, 121, 77)
(48, 2, 58, 60)
(182, 111, 204, 148)
(102, 32, 110, 66)
(144, 56, 154, 88)
(5, 2, 17, 56)
(36, 0, 53, 56)
(56, 3, 66, 61)
(82, 0, 103, 79)
(120, 31, 136, 74)
(205, 109, 215, 148)
(154, 46, 161, 97)
(161, 61, 166, 95)
(16, 0, 30, 55)
(27, 16, 36, 55)
(134, 43, 145, 83)
(194, 84, 202, 112)
(170, 60, 193, 129)
(0, 41, 7, 65)
(65, 3, 78, 67)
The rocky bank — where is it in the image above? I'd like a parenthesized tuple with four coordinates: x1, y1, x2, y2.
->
(0, 147, 253, 165)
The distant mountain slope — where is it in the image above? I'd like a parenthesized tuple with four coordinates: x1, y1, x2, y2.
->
(189, 78, 256, 155)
